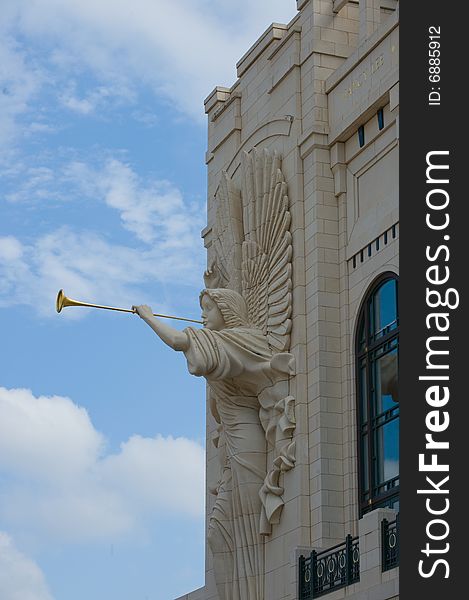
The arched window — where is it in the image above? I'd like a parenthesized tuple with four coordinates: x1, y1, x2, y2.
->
(356, 274, 399, 516)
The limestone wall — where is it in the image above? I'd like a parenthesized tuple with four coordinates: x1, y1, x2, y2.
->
(177, 1, 400, 598)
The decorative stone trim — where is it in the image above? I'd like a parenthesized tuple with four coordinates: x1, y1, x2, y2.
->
(299, 126, 330, 160)
(348, 222, 399, 270)
(296, 0, 311, 10)
(224, 116, 294, 177)
(326, 8, 399, 93)
(267, 25, 302, 61)
(204, 86, 231, 114)
(236, 23, 287, 77)
(333, 0, 349, 13)
(212, 91, 242, 122)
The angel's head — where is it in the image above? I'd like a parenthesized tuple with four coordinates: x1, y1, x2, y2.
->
(200, 288, 249, 330)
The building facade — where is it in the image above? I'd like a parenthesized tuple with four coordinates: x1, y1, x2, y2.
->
(178, 1, 399, 598)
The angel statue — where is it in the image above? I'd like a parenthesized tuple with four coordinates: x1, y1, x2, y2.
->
(133, 149, 296, 600)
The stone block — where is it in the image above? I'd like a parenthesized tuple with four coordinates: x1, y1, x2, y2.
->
(368, 579, 400, 600)
(321, 26, 349, 45)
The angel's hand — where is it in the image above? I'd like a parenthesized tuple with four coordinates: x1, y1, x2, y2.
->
(204, 260, 221, 288)
(132, 304, 154, 321)
(132, 304, 189, 351)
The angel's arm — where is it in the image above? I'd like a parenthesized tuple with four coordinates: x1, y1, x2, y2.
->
(133, 305, 189, 352)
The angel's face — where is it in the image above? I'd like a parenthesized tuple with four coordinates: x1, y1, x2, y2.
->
(201, 294, 225, 331)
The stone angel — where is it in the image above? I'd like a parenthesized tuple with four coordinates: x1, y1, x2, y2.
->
(133, 148, 296, 600)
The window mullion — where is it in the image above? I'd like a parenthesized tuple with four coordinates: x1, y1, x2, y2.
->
(356, 275, 400, 516)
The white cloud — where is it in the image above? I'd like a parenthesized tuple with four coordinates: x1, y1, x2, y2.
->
(0, 155, 205, 316)
(0, 236, 23, 262)
(0, 235, 31, 301)
(27, 122, 56, 134)
(60, 92, 95, 115)
(0, 532, 53, 600)
(131, 110, 159, 127)
(0, 225, 204, 317)
(0, 387, 205, 543)
(0, 36, 43, 147)
(0, 387, 104, 481)
(6, 157, 204, 245)
(101, 435, 205, 516)
(59, 81, 135, 115)
(4, 0, 296, 123)
(81, 158, 202, 245)
(4, 166, 56, 203)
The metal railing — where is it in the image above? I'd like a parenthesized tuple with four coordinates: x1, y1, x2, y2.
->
(382, 514, 399, 571)
(299, 535, 360, 599)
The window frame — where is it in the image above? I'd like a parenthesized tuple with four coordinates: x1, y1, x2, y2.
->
(355, 272, 399, 516)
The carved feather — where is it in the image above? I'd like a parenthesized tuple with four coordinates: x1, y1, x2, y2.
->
(241, 148, 292, 352)
(206, 172, 244, 292)
(206, 149, 292, 352)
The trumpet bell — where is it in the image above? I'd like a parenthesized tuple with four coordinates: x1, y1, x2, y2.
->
(56, 289, 65, 313)
(56, 289, 87, 313)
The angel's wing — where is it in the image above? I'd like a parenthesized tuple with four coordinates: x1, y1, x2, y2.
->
(204, 150, 296, 536)
(205, 172, 244, 292)
(241, 149, 292, 352)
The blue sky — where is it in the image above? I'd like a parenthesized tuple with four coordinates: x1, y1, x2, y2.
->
(0, 1, 297, 599)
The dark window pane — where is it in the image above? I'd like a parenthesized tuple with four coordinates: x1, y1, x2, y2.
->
(358, 125, 365, 147)
(377, 108, 385, 130)
(358, 317, 366, 353)
(360, 362, 368, 422)
(372, 348, 399, 414)
(370, 279, 397, 338)
(361, 433, 369, 493)
(374, 418, 399, 486)
(356, 275, 399, 515)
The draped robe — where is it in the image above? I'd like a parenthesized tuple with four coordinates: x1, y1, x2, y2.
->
(184, 326, 275, 600)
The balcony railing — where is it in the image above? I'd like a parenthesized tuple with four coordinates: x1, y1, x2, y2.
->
(382, 514, 399, 571)
(298, 535, 360, 599)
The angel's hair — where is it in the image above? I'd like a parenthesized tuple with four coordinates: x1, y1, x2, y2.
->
(200, 288, 249, 328)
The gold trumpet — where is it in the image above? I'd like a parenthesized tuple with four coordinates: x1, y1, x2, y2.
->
(56, 289, 203, 324)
